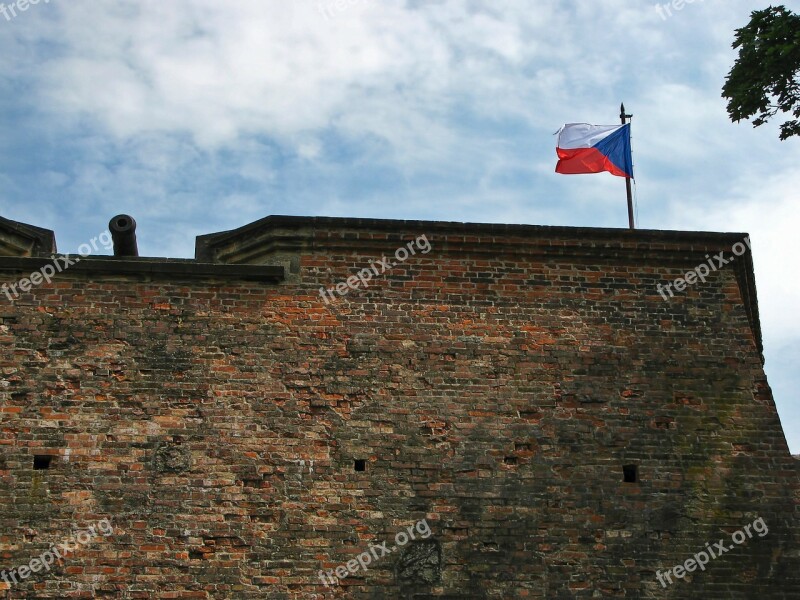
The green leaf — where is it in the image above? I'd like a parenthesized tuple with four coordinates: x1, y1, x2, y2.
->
(722, 5, 800, 140)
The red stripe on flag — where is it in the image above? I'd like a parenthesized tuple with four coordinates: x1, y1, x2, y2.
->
(556, 148, 629, 178)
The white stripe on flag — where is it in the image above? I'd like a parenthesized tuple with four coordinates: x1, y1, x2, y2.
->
(557, 124, 624, 149)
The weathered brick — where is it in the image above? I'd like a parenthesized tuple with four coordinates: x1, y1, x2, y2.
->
(0, 216, 797, 598)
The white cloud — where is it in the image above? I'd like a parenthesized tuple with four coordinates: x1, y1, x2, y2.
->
(17, 1, 671, 157)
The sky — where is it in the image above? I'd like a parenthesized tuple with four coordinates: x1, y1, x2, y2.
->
(0, 0, 798, 453)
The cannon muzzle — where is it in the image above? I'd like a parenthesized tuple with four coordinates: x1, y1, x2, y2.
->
(109, 215, 139, 257)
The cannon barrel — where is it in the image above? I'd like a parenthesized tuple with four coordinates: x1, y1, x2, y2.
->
(109, 215, 138, 257)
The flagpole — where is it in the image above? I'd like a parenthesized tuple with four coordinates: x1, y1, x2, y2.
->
(620, 103, 634, 229)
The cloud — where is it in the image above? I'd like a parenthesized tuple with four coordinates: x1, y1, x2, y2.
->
(12, 2, 674, 156)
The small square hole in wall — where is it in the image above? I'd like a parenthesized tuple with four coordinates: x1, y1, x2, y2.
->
(623, 464, 638, 483)
(33, 455, 53, 470)
(354, 459, 366, 472)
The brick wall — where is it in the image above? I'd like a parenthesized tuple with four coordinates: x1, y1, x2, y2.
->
(0, 217, 798, 598)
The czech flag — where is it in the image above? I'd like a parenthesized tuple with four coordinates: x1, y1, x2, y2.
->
(555, 123, 633, 178)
